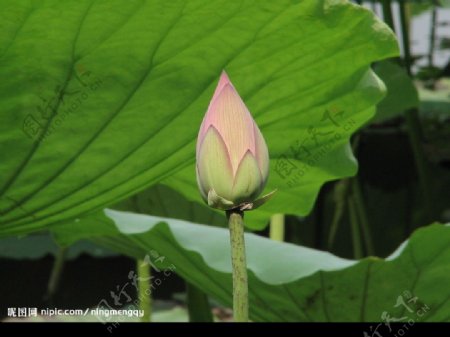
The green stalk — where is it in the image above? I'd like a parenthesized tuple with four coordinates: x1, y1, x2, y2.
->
(428, 6, 437, 69)
(186, 282, 213, 322)
(348, 196, 363, 259)
(45, 247, 67, 304)
(131, 196, 152, 322)
(137, 259, 151, 322)
(404, 109, 432, 218)
(398, 0, 433, 221)
(381, 0, 396, 34)
(351, 178, 375, 256)
(226, 209, 248, 322)
(328, 179, 350, 250)
(269, 213, 285, 242)
(398, 0, 412, 75)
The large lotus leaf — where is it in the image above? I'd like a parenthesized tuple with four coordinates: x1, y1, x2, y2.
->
(0, 0, 398, 235)
(52, 210, 450, 322)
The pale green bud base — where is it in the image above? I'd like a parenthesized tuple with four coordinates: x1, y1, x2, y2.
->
(208, 189, 277, 212)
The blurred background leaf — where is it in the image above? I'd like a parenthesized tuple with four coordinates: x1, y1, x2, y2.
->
(0, 234, 116, 260)
(372, 60, 419, 123)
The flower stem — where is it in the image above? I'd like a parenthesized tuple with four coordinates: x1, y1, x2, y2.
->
(381, 0, 396, 34)
(45, 247, 67, 304)
(348, 196, 363, 259)
(428, 6, 437, 69)
(269, 213, 285, 242)
(186, 282, 213, 322)
(398, 0, 412, 75)
(328, 179, 350, 250)
(226, 209, 248, 322)
(137, 259, 151, 322)
(398, 0, 433, 221)
(351, 177, 375, 256)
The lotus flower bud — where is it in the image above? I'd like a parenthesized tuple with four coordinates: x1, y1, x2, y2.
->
(196, 71, 272, 210)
